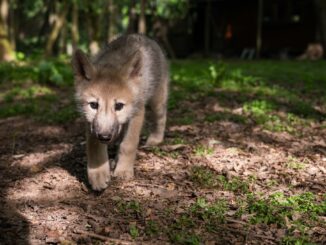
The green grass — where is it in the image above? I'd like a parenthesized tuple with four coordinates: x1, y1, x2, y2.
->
(0, 59, 77, 124)
(190, 166, 250, 193)
(144, 220, 160, 237)
(129, 223, 139, 239)
(286, 157, 306, 170)
(1, 58, 325, 129)
(116, 199, 142, 218)
(188, 165, 325, 243)
(167, 197, 228, 244)
(247, 192, 325, 243)
(170, 59, 325, 135)
(1, 58, 325, 244)
(193, 145, 214, 156)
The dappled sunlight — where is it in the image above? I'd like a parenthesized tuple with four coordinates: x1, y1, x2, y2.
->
(1, 0, 325, 243)
(0, 59, 325, 244)
(6, 167, 82, 202)
(12, 143, 72, 169)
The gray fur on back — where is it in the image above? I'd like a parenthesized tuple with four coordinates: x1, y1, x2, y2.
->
(92, 34, 169, 103)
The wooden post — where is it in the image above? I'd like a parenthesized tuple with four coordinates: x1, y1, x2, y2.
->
(256, 0, 263, 58)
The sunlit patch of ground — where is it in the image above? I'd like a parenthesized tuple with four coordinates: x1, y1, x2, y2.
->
(0, 59, 325, 244)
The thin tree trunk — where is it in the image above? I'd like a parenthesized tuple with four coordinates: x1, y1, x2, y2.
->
(71, 1, 79, 48)
(127, 0, 137, 34)
(7, 0, 14, 50)
(0, 0, 13, 61)
(315, 0, 326, 57)
(256, 0, 263, 58)
(153, 18, 175, 59)
(204, 0, 211, 57)
(138, 0, 146, 34)
(45, 1, 69, 56)
(107, 0, 117, 42)
(59, 21, 67, 54)
(86, 3, 99, 55)
(39, 0, 53, 42)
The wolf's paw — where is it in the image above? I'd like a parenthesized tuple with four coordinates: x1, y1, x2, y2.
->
(113, 164, 134, 180)
(145, 134, 163, 147)
(87, 162, 111, 191)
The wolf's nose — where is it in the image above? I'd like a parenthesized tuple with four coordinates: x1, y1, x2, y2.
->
(97, 134, 112, 141)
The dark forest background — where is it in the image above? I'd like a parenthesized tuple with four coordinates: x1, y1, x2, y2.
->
(1, 0, 326, 60)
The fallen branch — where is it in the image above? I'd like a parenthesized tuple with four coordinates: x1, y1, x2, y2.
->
(213, 226, 278, 242)
(75, 229, 132, 244)
(226, 218, 248, 226)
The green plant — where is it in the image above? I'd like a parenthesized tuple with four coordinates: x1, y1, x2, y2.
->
(168, 232, 201, 245)
(190, 166, 250, 193)
(190, 166, 218, 188)
(145, 220, 159, 237)
(194, 145, 214, 156)
(117, 200, 142, 218)
(247, 191, 325, 241)
(286, 157, 306, 170)
(129, 223, 139, 239)
(190, 198, 227, 224)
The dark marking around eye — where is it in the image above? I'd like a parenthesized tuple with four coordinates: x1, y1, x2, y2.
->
(115, 102, 124, 111)
(89, 102, 98, 109)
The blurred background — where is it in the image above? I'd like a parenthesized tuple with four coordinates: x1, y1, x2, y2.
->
(1, 0, 326, 61)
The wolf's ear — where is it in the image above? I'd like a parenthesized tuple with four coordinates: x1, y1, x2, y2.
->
(71, 49, 95, 81)
(123, 51, 142, 78)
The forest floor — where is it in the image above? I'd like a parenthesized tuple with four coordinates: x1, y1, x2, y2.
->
(0, 59, 325, 245)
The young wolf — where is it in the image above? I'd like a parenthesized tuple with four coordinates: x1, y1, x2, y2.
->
(72, 34, 169, 191)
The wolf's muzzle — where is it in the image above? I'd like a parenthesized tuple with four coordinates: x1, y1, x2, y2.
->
(97, 134, 112, 142)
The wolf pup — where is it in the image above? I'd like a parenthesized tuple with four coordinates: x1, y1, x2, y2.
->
(72, 34, 169, 191)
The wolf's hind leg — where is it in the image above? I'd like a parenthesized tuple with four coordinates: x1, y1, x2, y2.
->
(86, 129, 110, 191)
(114, 107, 145, 179)
(146, 80, 168, 147)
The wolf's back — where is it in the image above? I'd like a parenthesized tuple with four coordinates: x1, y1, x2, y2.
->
(93, 34, 169, 103)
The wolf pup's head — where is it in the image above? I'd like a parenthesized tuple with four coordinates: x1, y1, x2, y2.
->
(72, 49, 142, 144)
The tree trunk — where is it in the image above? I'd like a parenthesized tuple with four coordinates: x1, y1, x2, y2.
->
(204, 0, 211, 57)
(127, 0, 137, 34)
(39, 0, 53, 42)
(107, 0, 117, 42)
(8, 0, 14, 50)
(315, 0, 326, 57)
(256, 0, 263, 58)
(71, 1, 79, 48)
(59, 21, 67, 54)
(138, 0, 146, 34)
(45, 1, 69, 56)
(86, 3, 100, 55)
(0, 0, 13, 61)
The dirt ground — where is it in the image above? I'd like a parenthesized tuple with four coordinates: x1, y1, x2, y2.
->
(0, 94, 325, 244)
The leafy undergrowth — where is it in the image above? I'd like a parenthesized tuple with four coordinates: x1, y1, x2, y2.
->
(0, 59, 325, 244)
(0, 58, 77, 123)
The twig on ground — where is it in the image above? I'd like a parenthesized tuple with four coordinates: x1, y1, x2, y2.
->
(214, 223, 278, 242)
(75, 229, 133, 244)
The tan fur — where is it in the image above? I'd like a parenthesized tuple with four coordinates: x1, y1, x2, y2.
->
(72, 34, 169, 191)
(298, 43, 324, 61)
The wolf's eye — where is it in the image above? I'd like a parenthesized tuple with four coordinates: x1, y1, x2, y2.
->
(89, 102, 99, 110)
(115, 102, 124, 111)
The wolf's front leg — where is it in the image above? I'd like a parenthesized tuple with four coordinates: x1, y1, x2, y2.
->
(146, 79, 168, 147)
(86, 129, 110, 191)
(114, 107, 145, 180)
